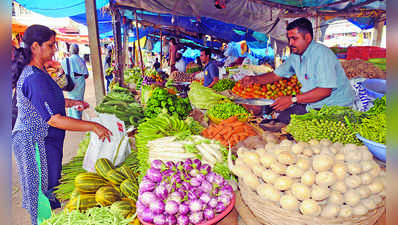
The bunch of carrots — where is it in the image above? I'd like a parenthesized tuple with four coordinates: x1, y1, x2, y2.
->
(202, 116, 257, 147)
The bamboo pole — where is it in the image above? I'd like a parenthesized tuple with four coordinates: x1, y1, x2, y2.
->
(134, 11, 145, 77)
(111, 7, 123, 85)
(160, 28, 163, 67)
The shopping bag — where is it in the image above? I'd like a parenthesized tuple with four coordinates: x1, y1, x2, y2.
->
(83, 113, 131, 172)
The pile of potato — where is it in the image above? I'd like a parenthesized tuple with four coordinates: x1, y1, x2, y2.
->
(340, 60, 386, 79)
(232, 139, 385, 218)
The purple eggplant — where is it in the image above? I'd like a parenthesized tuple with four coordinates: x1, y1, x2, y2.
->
(149, 199, 165, 214)
(182, 181, 191, 190)
(165, 215, 177, 225)
(204, 208, 216, 220)
(139, 177, 156, 194)
(189, 211, 204, 224)
(184, 164, 193, 172)
(187, 190, 197, 200)
(154, 184, 169, 200)
(199, 180, 213, 193)
(218, 194, 232, 206)
(190, 177, 202, 187)
(177, 215, 189, 225)
(215, 201, 227, 213)
(184, 158, 193, 165)
(139, 192, 157, 207)
(197, 174, 206, 181)
(147, 168, 163, 183)
(153, 214, 166, 225)
(140, 207, 154, 223)
(176, 161, 184, 170)
(200, 192, 211, 204)
(206, 172, 216, 183)
(179, 202, 190, 215)
(219, 189, 234, 199)
(189, 199, 204, 212)
(194, 189, 204, 199)
(214, 173, 225, 186)
(208, 197, 218, 208)
(136, 200, 145, 214)
(165, 200, 179, 215)
(212, 187, 220, 196)
(222, 184, 234, 193)
(168, 191, 183, 203)
(200, 163, 211, 175)
(166, 161, 176, 169)
(151, 160, 165, 171)
(189, 169, 200, 177)
(192, 158, 202, 169)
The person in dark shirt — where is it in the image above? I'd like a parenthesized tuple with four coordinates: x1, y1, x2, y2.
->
(153, 58, 161, 71)
(200, 48, 219, 87)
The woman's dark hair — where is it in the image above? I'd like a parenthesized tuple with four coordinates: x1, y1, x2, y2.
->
(286, 17, 313, 38)
(170, 38, 177, 45)
(12, 25, 56, 88)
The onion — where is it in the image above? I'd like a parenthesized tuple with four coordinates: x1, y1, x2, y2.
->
(204, 208, 215, 220)
(165, 200, 179, 215)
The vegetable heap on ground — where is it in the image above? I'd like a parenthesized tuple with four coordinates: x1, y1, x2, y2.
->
(212, 79, 236, 92)
(136, 111, 203, 180)
(66, 157, 139, 220)
(95, 86, 144, 127)
(358, 96, 386, 144)
(232, 139, 386, 218)
(144, 87, 192, 119)
(207, 102, 250, 121)
(42, 206, 135, 225)
(202, 116, 257, 147)
(188, 82, 228, 110)
(54, 133, 90, 201)
(286, 106, 365, 144)
(137, 159, 234, 225)
(142, 69, 168, 86)
(232, 75, 301, 99)
(340, 60, 386, 79)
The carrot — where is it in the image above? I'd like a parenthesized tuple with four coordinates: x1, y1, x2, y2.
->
(231, 126, 246, 134)
(202, 129, 209, 137)
(220, 116, 238, 125)
(219, 126, 233, 136)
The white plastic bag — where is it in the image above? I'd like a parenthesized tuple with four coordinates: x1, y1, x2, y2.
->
(83, 113, 131, 172)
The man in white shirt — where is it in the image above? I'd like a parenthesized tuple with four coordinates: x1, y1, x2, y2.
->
(175, 52, 186, 72)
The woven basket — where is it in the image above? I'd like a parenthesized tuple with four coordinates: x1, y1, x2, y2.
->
(239, 180, 385, 225)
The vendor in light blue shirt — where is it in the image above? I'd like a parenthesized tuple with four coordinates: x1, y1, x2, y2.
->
(200, 48, 219, 87)
(241, 17, 354, 124)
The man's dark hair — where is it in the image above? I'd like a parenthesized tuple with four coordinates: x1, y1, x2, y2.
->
(201, 48, 211, 58)
(128, 46, 133, 52)
(170, 37, 177, 45)
(108, 49, 112, 54)
(287, 17, 313, 38)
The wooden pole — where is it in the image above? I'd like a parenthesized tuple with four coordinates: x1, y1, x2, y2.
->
(134, 11, 145, 77)
(85, 0, 105, 105)
(121, 21, 129, 83)
(111, 7, 123, 85)
(160, 29, 163, 67)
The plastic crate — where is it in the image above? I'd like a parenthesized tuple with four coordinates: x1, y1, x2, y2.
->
(346, 46, 386, 61)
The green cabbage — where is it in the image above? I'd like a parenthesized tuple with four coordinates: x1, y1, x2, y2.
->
(188, 82, 228, 109)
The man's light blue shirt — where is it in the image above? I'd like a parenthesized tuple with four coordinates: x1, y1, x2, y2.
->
(274, 40, 355, 109)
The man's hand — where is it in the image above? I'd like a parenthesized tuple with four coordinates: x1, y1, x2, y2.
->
(271, 96, 293, 112)
(240, 76, 255, 89)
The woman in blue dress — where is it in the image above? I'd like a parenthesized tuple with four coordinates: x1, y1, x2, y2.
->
(12, 25, 112, 225)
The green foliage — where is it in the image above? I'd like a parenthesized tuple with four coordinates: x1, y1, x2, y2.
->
(212, 79, 236, 92)
(207, 102, 249, 120)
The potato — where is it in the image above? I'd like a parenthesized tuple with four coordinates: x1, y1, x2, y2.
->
(242, 151, 260, 166)
(261, 169, 279, 184)
(259, 152, 276, 168)
(270, 162, 287, 175)
(265, 143, 276, 152)
(256, 183, 281, 202)
(313, 154, 334, 172)
(311, 185, 330, 201)
(244, 173, 261, 190)
(370, 195, 383, 205)
(321, 203, 340, 218)
(299, 199, 321, 216)
(343, 144, 358, 154)
(332, 142, 344, 151)
(274, 176, 293, 191)
(273, 146, 290, 155)
(347, 162, 362, 175)
(361, 198, 377, 210)
(320, 139, 332, 147)
(368, 178, 384, 194)
(280, 195, 299, 211)
(335, 153, 345, 161)
(296, 157, 311, 171)
(345, 175, 362, 189)
(251, 164, 265, 177)
(312, 146, 321, 154)
(360, 173, 373, 185)
(352, 203, 368, 216)
(360, 160, 374, 172)
(345, 151, 361, 162)
(286, 165, 304, 178)
(303, 148, 313, 157)
(328, 191, 344, 205)
(316, 171, 337, 186)
(309, 139, 320, 146)
(329, 146, 339, 154)
(301, 170, 316, 186)
(280, 139, 293, 148)
(361, 148, 373, 160)
(339, 205, 353, 218)
(357, 185, 372, 199)
(277, 151, 296, 165)
(344, 189, 361, 206)
(332, 181, 347, 193)
(369, 165, 381, 178)
(291, 142, 305, 154)
(231, 164, 251, 178)
(332, 162, 347, 180)
(291, 183, 311, 201)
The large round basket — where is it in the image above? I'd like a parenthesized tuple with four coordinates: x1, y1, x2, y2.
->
(239, 180, 385, 225)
